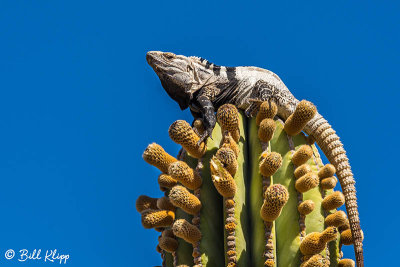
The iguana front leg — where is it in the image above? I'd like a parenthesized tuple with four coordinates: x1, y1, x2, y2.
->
(192, 94, 216, 144)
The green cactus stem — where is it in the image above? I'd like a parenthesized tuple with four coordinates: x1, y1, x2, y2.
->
(138, 100, 359, 267)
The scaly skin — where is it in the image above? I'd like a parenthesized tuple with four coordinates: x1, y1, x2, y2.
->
(147, 51, 363, 266)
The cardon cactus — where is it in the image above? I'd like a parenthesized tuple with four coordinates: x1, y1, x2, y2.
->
(137, 102, 360, 267)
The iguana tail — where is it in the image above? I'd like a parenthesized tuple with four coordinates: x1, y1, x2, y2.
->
(305, 112, 364, 267)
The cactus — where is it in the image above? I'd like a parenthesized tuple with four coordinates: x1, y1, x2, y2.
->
(138, 101, 360, 266)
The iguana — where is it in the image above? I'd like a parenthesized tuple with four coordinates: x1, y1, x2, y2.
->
(146, 51, 363, 267)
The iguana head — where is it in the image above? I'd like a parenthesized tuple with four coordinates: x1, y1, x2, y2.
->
(146, 51, 217, 110)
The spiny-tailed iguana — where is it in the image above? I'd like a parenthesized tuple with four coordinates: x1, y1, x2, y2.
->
(146, 51, 363, 267)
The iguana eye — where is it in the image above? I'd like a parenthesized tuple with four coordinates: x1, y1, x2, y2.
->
(164, 52, 176, 60)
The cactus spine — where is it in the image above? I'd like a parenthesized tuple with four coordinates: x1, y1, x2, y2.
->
(138, 100, 360, 266)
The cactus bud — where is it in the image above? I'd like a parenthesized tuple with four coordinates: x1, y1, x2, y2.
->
(256, 101, 278, 126)
(318, 164, 336, 179)
(157, 196, 176, 211)
(300, 226, 338, 255)
(300, 254, 327, 267)
(295, 173, 319, 193)
(294, 164, 312, 179)
(258, 118, 276, 142)
(141, 209, 175, 229)
(284, 100, 317, 136)
(320, 176, 337, 190)
(291, 145, 313, 166)
(217, 104, 240, 142)
(298, 200, 315, 215)
(169, 120, 206, 158)
(338, 258, 355, 267)
(215, 147, 238, 176)
(172, 219, 202, 245)
(158, 173, 177, 189)
(159, 235, 178, 253)
(210, 157, 237, 198)
(260, 184, 289, 222)
(142, 143, 178, 173)
(169, 185, 202, 215)
(221, 133, 239, 158)
(136, 195, 158, 213)
(168, 161, 202, 190)
(259, 152, 282, 177)
(325, 210, 348, 228)
(341, 229, 364, 245)
(322, 191, 345, 211)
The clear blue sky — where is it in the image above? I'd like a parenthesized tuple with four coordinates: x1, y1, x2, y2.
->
(0, 1, 398, 266)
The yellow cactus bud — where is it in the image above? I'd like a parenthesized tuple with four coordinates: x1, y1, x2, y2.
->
(295, 172, 319, 193)
(325, 210, 348, 228)
(264, 259, 275, 267)
(169, 185, 202, 215)
(300, 226, 338, 255)
(298, 200, 315, 215)
(322, 191, 345, 211)
(162, 229, 175, 238)
(168, 161, 202, 190)
(210, 157, 237, 198)
(168, 120, 206, 158)
(193, 119, 205, 136)
(338, 258, 355, 267)
(259, 151, 282, 177)
(221, 133, 239, 158)
(215, 147, 238, 176)
(341, 229, 364, 245)
(172, 219, 202, 245)
(217, 104, 240, 142)
(157, 197, 176, 211)
(260, 184, 289, 222)
(258, 118, 276, 142)
(294, 164, 312, 179)
(256, 101, 278, 126)
(291, 145, 313, 166)
(142, 143, 178, 173)
(284, 100, 317, 136)
(158, 173, 177, 189)
(158, 235, 178, 253)
(320, 176, 337, 190)
(141, 209, 175, 229)
(135, 195, 158, 213)
(318, 164, 336, 179)
(300, 254, 327, 267)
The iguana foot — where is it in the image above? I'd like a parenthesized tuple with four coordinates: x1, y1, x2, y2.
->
(197, 127, 213, 145)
